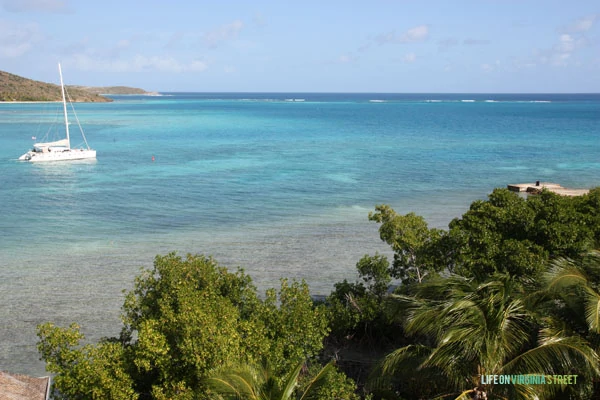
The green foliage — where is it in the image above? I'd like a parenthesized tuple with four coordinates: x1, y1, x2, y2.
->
(206, 359, 359, 400)
(367, 188, 600, 285)
(574, 188, 600, 246)
(326, 254, 395, 343)
(449, 188, 597, 280)
(448, 188, 545, 279)
(544, 251, 600, 336)
(528, 190, 594, 257)
(369, 205, 446, 284)
(375, 274, 600, 400)
(37, 323, 136, 399)
(37, 253, 336, 399)
(300, 362, 361, 400)
(0, 70, 113, 102)
(36, 188, 600, 399)
(540, 251, 600, 398)
(356, 253, 392, 299)
(120, 253, 259, 396)
(206, 358, 301, 400)
(258, 279, 331, 374)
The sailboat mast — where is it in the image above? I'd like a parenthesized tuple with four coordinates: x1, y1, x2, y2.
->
(58, 63, 70, 149)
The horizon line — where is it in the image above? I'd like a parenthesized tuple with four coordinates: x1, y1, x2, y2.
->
(129, 91, 600, 95)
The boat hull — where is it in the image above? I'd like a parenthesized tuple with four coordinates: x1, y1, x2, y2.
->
(19, 149, 96, 162)
(18, 64, 96, 163)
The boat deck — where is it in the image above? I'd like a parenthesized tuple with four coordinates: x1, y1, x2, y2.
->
(507, 182, 589, 196)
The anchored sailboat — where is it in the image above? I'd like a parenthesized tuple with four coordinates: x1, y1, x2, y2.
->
(19, 63, 96, 162)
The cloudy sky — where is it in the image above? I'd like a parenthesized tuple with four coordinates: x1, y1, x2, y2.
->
(1, 0, 599, 92)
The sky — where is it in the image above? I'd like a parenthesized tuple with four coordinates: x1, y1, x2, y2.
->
(0, 0, 599, 92)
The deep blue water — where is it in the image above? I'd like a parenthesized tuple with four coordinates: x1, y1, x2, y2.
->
(1, 92, 599, 375)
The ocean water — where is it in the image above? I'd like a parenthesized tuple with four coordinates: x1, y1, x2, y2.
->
(1, 92, 599, 376)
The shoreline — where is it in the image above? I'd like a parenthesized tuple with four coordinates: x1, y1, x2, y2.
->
(0, 100, 62, 104)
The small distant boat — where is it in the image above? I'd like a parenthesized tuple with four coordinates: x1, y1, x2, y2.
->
(19, 63, 96, 162)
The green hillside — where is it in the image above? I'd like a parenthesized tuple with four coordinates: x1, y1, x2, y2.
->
(0, 70, 154, 102)
(0, 70, 112, 102)
(71, 85, 157, 95)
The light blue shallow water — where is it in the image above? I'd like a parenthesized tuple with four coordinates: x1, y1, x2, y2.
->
(1, 93, 599, 375)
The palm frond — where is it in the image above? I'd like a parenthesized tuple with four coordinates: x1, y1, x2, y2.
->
(379, 344, 433, 376)
(279, 361, 303, 400)
(206, 373, 260, 400)
(512, 382, 553, 400)
(453, 388, 478, 400)
(297, 361, 335, 400)
(404, 304, 447, 338)
(422, 340, 476, 389)
(584, 286, 600, 333)
(502, 327, 600, 377)
(545, 256, 600, 334)
(545, 259, 588, 291)
(497, 299, 531, 356)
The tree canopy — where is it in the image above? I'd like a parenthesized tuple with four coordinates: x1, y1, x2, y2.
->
(38, 253, 353, 399)
(37, 187, 600, 399)
(447, 188, 600, 280)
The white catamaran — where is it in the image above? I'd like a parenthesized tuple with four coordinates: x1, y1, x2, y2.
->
(19, 63, 96, 162)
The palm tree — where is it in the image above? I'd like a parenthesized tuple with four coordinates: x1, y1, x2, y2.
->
(205, 358, 335, 400)
(374, 274, 600, 399)
(542, 250, 600, 397)
(544, 250, 600, 336)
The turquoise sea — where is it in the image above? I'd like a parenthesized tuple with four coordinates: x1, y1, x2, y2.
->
(1, 92, 600, 376)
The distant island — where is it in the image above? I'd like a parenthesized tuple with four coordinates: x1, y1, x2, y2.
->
(69, 85, 159, 96)
(0, 70, 155, 102)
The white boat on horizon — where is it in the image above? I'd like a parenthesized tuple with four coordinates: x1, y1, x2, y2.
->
(19, 63, 96, 162)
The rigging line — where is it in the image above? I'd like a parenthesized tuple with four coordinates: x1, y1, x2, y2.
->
(64, 86, 92, 150)
(36, 101, 62, 142)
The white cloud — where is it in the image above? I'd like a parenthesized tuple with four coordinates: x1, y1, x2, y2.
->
(187, 60, 209, 72)
(203, 20, 244, 49)
(374, 24, 429, 45)
(338, 53, 358, 63)
(547, 26, 588, 66)
(164, 32, 186, 50)
(437, 38, 459, 51)
(0, 42, 31, 58)
(116, 39, 130, 49)
(556, 34, 576, 53)
(72, 54, 208, 73)
(403, 52, 416, 63)
(437, 37, 488, 52)
(60, 37, 130, 61)
(0, 20, 42, 58)
(402, 25, 429, 42)
(1, 0, 68, 13)
(556, 53, 571, 63)
(521, 14, 598, 69)
(481, 60, 500, 72)
(323, 53, 359, 65)
(463, 38, 490, 46)
(563, 14, 599, 33)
